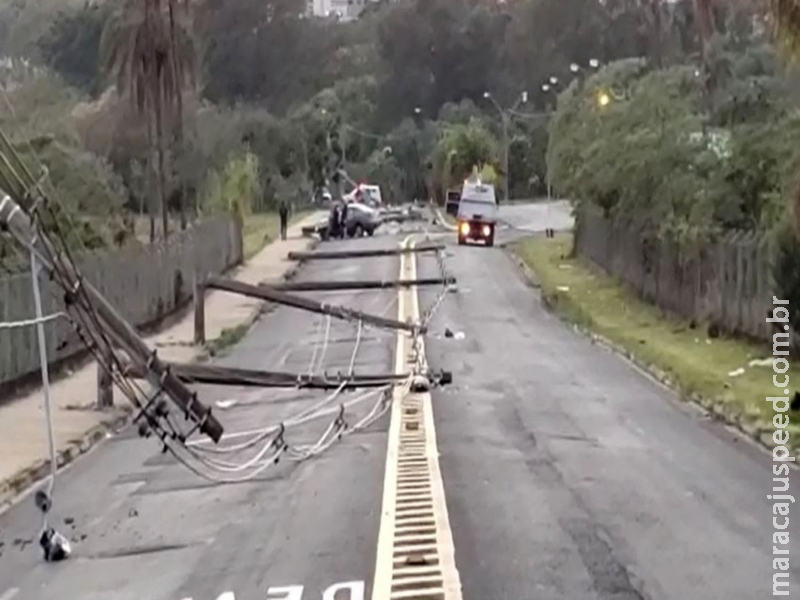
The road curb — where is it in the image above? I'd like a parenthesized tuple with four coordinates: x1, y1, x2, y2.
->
(432, 206, 457, 232)
(195, 237, 318, 362)
(506, 246, 793, 458)
(0, 235, 318, 512)
(0, 407, 132, 513)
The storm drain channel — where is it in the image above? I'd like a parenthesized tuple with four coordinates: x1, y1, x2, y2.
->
(372, 236, 462, 600)
(390, 393, 443, 599)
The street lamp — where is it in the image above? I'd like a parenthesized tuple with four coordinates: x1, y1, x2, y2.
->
(597, 91, 611, 107)
(541, 58, 602, 202)
(483, 90, 527, 202)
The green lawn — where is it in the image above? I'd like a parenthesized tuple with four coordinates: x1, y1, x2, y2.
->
(242, 211, 310, 260)
(514, 233, 800, 453)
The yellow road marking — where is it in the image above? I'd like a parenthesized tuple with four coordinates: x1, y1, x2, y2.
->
(371, 236, 463, 600)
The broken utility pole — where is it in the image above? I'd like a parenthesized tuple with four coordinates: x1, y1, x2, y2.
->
(204, 276, 426, 334)
(288, 244, 444, 261)
(263, 276, 456, 292)
(0, 194, 224, 443)
(120, 359, 411, 389)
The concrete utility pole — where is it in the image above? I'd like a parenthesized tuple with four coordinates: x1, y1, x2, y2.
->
(0, 193, 224, 442)
(483, 91, 527, 202)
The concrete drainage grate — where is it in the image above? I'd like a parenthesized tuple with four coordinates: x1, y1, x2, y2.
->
(387, 393, 446, 600)
(374, 238, 461, 600)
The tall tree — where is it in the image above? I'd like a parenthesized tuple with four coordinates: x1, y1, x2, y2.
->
(101, 0, 194, 241)
(769, 0, 800, 54)
(167, 0, 197, 229)
(766, 0, 800, 234)
(38, 3, 111, 97)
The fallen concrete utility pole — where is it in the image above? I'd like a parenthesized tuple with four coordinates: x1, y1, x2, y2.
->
(288, 244, 444, 261)
(204, 276, 425, 334)
(262, 276, 456, 292)
(121, 360, 410, 389)
(0, 194, 224, 443)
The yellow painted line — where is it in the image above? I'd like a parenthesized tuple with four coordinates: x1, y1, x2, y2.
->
(371, 235, 463, 600)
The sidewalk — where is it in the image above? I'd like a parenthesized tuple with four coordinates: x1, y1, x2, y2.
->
(0, 213, 322, 509)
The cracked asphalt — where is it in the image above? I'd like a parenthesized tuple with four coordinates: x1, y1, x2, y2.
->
(0, 201, 796, 600)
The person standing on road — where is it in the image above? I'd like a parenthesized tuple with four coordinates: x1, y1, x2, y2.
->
(329, 202, 340, 239)
(339, 200, 349, 239)
(279, 198, 289, 240)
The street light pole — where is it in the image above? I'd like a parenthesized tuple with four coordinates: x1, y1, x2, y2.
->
(483, 91, 527, 203)
(542, 60, 601, 205)
(501, 112, 509, 203)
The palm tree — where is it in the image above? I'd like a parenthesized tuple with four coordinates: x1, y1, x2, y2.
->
(167, 0, 197, 230)
(101, 0, 196, 241)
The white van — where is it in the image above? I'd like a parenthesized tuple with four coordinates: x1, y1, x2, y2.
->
(456, 181, 498, 247)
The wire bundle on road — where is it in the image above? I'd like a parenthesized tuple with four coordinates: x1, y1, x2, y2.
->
(0, 130, 452, 488)
(170, 288, 406, 483)
(167, 223, 454, 484)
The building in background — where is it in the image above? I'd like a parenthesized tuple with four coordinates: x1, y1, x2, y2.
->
(307, 0, 368, 20)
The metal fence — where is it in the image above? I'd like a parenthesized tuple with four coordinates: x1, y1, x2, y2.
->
(574, 207, 774, 342)
(0, 213, 243, 389)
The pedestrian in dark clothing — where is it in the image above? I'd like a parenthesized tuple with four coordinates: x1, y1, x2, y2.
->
(329, 203, 340, 239)
(279, 199, 289, 240)
(340, 201, 349, 238)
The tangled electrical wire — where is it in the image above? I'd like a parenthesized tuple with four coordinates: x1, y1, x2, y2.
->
(166, 280, 406, 483)
(420, 246, 453, 330)
(0, 110, 453, 490)
(161, 223, 453, 484)
(0, 82, 450, 565)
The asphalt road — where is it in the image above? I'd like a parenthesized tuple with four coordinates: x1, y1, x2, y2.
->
(0, 227, 416, 600)
(1, 201, 795, 600)
(418, 204, 800, 600)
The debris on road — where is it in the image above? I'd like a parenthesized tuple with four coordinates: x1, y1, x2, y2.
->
(39, 527, 71, 562)
(410, 375, 431, 392)
(215, 399, 239, 409)
(442, 328, 465, 340)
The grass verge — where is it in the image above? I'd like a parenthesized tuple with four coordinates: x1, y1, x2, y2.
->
(204, 323, 251, 359)
(513, 232, 800, 453)
(242, 211, 311, 260)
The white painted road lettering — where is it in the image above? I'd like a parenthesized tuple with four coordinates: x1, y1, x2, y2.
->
(0, 588, 19, 600)
(322, 581, 364, 600)
(180, 580, 364, 600)
(266, 586, 304, 600)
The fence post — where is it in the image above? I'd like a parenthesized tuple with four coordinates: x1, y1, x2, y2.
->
(97, 346, 113, 409)
(194, 270, 206, 345)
